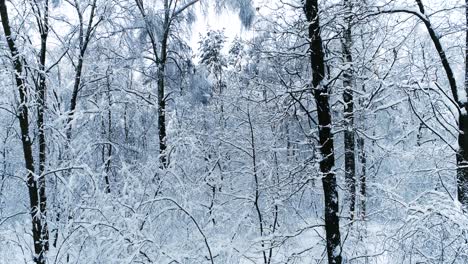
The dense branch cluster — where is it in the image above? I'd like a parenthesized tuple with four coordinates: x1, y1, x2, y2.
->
(0, 0, 468, 263)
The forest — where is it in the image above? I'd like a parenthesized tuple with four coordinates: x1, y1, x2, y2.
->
(0, 0, 467, 263)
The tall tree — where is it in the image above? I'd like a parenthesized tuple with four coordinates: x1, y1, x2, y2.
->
(341, 0, 357, 219)
(134, 0, 253, 168)
(134, 0, 200, 168)
(462, 0, 468, 208)
(66, 0, 100, 141)
(378, 0, 468, 208)
(0, 1, 49, 262)
(32, 0, 50, 257)
(303, 0, 342, 263)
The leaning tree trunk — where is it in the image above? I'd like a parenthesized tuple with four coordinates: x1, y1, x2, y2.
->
(380, 0, 468, 209)
(304, 0, 342, 263)
(415, 0, 468, 207)
(342, 0, 357, 219)
(0, 1, 48, 262)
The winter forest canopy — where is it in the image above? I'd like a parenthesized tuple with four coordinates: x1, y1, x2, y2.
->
(1, 0, 468, 263)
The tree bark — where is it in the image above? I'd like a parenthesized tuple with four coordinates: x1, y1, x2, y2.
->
(413, 0, 468, 207)
(135, 0, 204, 168)
(377, 0, 468, 208)
(134, 0, 170, 168)
(358, 136, 366, 219)
(66, 0, 98, 141)
(342, 0, 356, 219)
(247, 111, 268, 264)
(0, 1, 48, 262)
(156, 0, 172, 168)
(103, 72, 112, 193)
(36, 0, 50, 255)
(304, 0, 342, 263)
(459, 0, 468, 207)
(157, 60, 168, 168)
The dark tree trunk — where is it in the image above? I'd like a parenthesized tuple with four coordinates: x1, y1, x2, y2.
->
(358, 136, 366, 219)
(304, 0, 342, 263)
(103, 73, 112, 193)
(247, 111, 268, 264)
(381, 0, 468, 209)
(413, 0, 468, 207)
(135, 0, 203, 168)
(66, 56, 84, 141)
(135, 0, 170, 168)
(58, 1, 98, 249)
(0, 1, 48, 262)
(157, 63, 167, 168)
(458, 116, 468, 207)
(157, 0, 171, 168)
(37, 3, 50, 255)
(66, 0, 98, 141)
(342, 0, 356, 219)
(459, 0, 468, 207)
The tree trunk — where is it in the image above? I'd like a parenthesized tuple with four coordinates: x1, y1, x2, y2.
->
(157, 0, 171, 168)
(157, 62, 168, 168)
(413, 0, 468, 207)
(66, 0, 98, 141)
(66, 56, 84, 141)
(102, 73, 112, 193)
(304, 0, 342, 263)
(0, 1, 48, 262)
(135, 0, 169, 168)
(37, 5, 50, 257)
(458, 118, 468, 207)
(416, 0, 468, 208)
(342, 0, 356, 219)
(381, 0, 468, 209)
(459, 0, 468, 208)
(247, 111, 268, 264)
(358, 136, 367, 219)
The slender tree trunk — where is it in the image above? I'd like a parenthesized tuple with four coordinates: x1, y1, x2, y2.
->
(156, 0, 170, 168)
(66, 56, 84, 141)
(415, 0, 468, 207)
(157, 62, 167, 167)
(459, 0, 468, 207)
(135, 0, 203, 168)
(342, 0, 356, 219)
(30, 0, 51, 254)
(412, 0, 468, 207)
(100, 74, 112, 193)
(381, 0, 468, 209)
(66, 0, 98, 141)
(135, 0, 204, 168)
(247, 111, 268, 264)
(304, 0, 342, 263)
(104, 73, 112, 193)
(0, 1, 48, 262)
(358, 136, 366, 219)
(34, 0, 52, 252)
(37, 9, 50, 259)
(135, 0, 169, 168)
